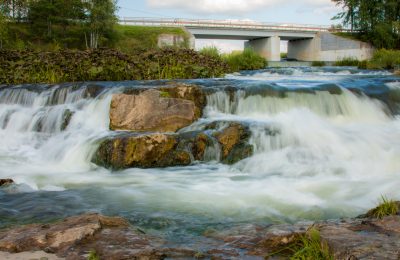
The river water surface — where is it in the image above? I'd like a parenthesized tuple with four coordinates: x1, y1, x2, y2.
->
(1, 66, 400, 246)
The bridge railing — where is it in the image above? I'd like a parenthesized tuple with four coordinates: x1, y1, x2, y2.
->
(119, 17, 352, 33)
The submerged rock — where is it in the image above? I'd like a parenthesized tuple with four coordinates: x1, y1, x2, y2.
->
(92, 133, 191, 169)
(0, 179, 13, 187)
(60, 109, 73, 131)
(109, 86, 202, 132)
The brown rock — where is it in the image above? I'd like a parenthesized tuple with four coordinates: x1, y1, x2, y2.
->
(0, 179, 14, 187)
(92, 133, 191, 169)
(110, 89, 199, 132)
(214, 122, 253, 164)
(0, 213, 128, 253)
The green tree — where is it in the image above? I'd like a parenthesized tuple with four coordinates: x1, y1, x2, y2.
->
(83, 0, 118, 49)
(28, 0, 86, 45)
(0, 12, 8, 49)
(332, 0, 400, 49)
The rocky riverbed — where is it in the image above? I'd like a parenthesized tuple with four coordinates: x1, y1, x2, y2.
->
(0, 193, 398, 260)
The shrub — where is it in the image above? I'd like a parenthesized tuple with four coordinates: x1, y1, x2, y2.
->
(0, 48, 230, 84)
(365, 196, 399, 219)
(223, 48, 267, 71)
(334, 57, 360, 66)
(367, 49, 400, 70)
(312, 61, 326, 67)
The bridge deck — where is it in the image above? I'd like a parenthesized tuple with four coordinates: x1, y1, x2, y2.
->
(119, 17, 350, 33)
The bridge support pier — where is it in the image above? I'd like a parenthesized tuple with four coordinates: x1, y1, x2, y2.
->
(245, 36, 280, 61)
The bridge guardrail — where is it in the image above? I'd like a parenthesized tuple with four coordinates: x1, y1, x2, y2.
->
(119, 17, 352, 33)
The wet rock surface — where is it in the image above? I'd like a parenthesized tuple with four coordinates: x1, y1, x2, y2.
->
(0, 179, 14, 187)
(1, 206, 400, 259)
(93, 121, 254, 169)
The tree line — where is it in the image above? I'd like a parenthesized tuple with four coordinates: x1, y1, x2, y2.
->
(332, 0, 400, 49)
(0, 0, 118, 49)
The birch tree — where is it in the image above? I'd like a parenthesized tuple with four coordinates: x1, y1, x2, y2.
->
(83, 0, 118, 49)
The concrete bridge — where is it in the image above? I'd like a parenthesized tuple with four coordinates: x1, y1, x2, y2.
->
(120, 17, 374, 62)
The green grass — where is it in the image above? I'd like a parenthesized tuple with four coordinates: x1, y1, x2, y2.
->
(267, 228, 333, 260)
(281, 53, 288, 59)
(199, 46, 221, 59)
(115, 25, 189, 52)
(312, 61, 326, 67)
(366, 196, 399, 219)
(334, 57, 360, 66)
(367, 49, 400, 70)
(222, 48, 268, 71)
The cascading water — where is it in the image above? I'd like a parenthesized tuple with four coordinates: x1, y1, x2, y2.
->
(1, 67, 400, 245)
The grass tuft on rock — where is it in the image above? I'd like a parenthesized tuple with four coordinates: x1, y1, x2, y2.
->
(365, 196, 399, 219)
(87, 250, 100, 260)
(266, 228, 333, 260)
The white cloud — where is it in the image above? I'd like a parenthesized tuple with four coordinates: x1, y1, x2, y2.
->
(148, 0, 282, 15)
(147, 0, 338, 16)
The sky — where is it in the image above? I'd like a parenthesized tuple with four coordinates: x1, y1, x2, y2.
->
(117, 0, 344, 52)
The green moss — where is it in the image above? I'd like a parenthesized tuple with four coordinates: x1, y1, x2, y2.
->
(267, 228, 333, 260)
(159, 91, 171, 98)
(366, 196, 399, 219)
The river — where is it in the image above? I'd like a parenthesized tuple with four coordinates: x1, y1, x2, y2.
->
(0, 66, 399, 247)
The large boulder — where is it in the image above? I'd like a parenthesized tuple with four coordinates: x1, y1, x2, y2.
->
(110, 88, 200, 132)
(92, 133, 191, 169)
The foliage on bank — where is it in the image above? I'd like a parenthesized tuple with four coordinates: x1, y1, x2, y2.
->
(200, 46, 268, 71)
(0, 48, 230, 84)
(332, 0, 400, 49)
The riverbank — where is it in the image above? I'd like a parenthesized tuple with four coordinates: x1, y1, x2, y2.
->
(0, 48, 230, 84)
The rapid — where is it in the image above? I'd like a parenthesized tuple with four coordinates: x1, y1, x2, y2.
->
(1, 66, 400, 245)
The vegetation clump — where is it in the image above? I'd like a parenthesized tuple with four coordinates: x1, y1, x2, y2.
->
(312, 61, 326, 67)
(222, 48, 268, 71)
(365, 196, 399, 219)
(367, 49, 400, 70)
(334, 57, 360, 66)
(0, 48, 230, 84)
(267, 228, 333, 260)
(199, 46, 268, 72)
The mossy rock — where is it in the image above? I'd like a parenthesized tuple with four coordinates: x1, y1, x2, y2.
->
(92, 133, 191, 169)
